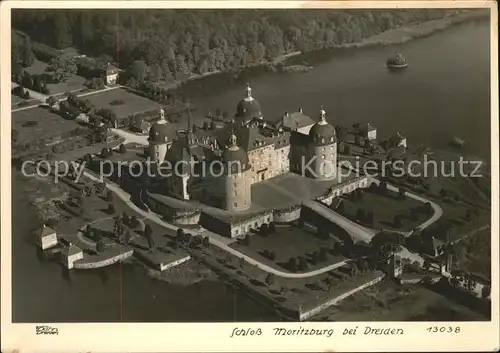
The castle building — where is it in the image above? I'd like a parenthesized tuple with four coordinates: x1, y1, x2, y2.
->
(147, 85, 344, 213)
(148, 108, 175, 164)
(235, 84, 263, 122)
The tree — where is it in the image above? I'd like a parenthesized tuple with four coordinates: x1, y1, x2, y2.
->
(132, 60, 148, 81)
(146, 234, 155, 251)
(48, 55, 77, 82)
(202, 236, 210, 247)
(265, 273, 275, 288)
(53, 12, 73, 49)
(113, 216, 124, 238)
(122, 212, 129, 226)
(144, 224, 153, 239)
(46, 96, 58, 107)
(122, 229, 132, 243)
(96, 240, 105, 253)
(298, 256, 308, 271)
(176, 228, 185, 241)
(130, 215, 139, 228)
(481, 285, 491, 299)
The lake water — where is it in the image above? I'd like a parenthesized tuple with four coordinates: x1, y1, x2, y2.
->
(187, 19, 491, 161)
(11, 19, 491, 322)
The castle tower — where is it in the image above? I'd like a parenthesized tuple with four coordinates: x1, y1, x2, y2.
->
(148, 108, 170, 164)
(235, 83, 263, 123)
(307, 107, 337, 180)
(222, 134, 251, 212)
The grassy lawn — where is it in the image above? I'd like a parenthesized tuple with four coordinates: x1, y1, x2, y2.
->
(11, 94, 25, 105)
(196, 244, 384, 318)
(85, 88, 162, 119)
(12, 107, 81, 145)
(337, 188, 424, 232)
(24, 58, 87, 95)
(231, 224, 345, 272)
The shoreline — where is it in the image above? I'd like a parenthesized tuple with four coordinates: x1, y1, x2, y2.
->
(172, 9, 489, 89)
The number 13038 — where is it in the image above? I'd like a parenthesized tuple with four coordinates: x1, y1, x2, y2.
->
(427, 326, 461, 333)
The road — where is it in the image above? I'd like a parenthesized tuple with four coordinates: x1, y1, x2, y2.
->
(110, 128, 149, 146)
(11, 82, 123, 113)
(304, 201, 376, 243)
(79, 166, 353, 279)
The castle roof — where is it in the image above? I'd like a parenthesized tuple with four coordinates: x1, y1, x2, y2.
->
(217, 119, 290, 153)
(235, 84, 263, 122)
(309, 108, 337, 146)
(61, 244, 82, 257)
(149, 110, 176, 143)
(38, 224, 56, 238)
(278, 111, 316, 131)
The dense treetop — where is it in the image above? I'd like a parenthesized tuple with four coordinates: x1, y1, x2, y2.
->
(12, 9, 449, 80)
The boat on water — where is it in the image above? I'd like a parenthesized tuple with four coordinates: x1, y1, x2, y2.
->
(386, 53, 408, 69)
(451, 136, 466, 147)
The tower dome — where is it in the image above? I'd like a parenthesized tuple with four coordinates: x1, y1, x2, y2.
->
(149, 108, 170, 143)
(235, 84, 263, 122)
(309, 107, 336, 145)
(222, 134, 249, 173)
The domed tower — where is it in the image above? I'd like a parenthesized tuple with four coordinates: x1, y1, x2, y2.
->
(308, 107, 337, 180)
(222, 134, 251, 212)
(235, 84, 263, 123)
(148, 108, 170, 164)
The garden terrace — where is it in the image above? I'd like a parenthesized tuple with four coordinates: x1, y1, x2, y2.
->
(231, 223, 346, 272)
(85, 88, 162, 121)
(191, 243, 384, 320)
(334, 186, 425, 232)
(12, 107, 84, 148)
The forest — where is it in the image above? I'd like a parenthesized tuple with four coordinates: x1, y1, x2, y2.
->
(12, 9, 452, 82)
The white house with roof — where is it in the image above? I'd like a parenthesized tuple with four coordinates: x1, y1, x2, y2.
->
(102, 63, 119, 85)
(38, 224, 58, 250)
(394, 132, 407, 148)
(362, 123, 377, 141)
(61, 243, 84, 269)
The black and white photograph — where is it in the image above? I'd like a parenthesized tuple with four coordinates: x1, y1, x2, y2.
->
(1, 1, 498, 352)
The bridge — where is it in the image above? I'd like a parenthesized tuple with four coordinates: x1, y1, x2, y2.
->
(303, 201, 377, 243)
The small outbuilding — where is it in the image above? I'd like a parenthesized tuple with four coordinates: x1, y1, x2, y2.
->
(61, 243, 84, 269)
